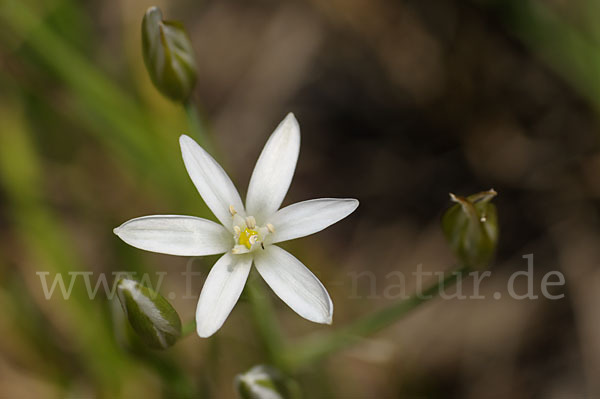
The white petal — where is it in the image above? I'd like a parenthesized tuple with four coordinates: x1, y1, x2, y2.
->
(180, 135, 245, 229)
(254, 245, 332, 324)
(245, 113, 300, 223)
(196, 252, 252, 337)
(268, 198, 359, 244)
(114, 215, 232, 256)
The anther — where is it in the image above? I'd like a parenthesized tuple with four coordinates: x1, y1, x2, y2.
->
(233, 226, 241, 235)
(229, 205, 237, 216)
(246, 216, 256, 229)
(266, 223, 275, 233)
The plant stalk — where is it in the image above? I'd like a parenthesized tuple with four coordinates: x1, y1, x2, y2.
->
(246, 278, 286, 368)
(282, 265, 470, 370)
(183, 99, 213, 153)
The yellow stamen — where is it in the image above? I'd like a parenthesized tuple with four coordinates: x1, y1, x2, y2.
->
(238, 228, 259, 249)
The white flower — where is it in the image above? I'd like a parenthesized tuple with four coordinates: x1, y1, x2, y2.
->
(114, 113, 359, 337)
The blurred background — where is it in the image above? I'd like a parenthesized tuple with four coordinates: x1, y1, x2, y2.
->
(2, 0, 600, 397)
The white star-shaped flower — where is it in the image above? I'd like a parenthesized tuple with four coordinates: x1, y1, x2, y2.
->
(114, 113, 359, 337)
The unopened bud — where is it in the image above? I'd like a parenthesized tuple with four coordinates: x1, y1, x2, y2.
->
(142, 6, 197, 101)
(116, 279, 181, 349)
(235, 365, 300, 399)
(442, 189, 498, 269)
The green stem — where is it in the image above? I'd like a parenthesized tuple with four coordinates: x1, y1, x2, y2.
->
(181, 320, 196, 337)
(180, 100, 284, 368)
(282, 265, 470, 370)
(183, 100, 213, 153)
(246, 278, 286, 368)
(135, 350, 200, 398)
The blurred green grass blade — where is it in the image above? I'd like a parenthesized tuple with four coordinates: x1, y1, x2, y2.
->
(0, 0, 155, 159)
(475, 0, 600, 111)
(0, 99, 132, 396)
(0, 0, 211, 216)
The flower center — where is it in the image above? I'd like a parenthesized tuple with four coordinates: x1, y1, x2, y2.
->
(229, 205, 275, 254)
(238, 227, 259, 249)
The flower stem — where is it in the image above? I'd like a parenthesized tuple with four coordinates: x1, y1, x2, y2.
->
(245, 278, 286, 368)
(181, 319, 196, 337)
(180, 100, 284, 366)
(282, 265, 470, 370)
(135, 349, 200, 397)
(183, 99, 213, 153)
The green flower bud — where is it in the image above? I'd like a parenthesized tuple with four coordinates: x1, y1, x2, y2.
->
(142, 6, 197, 102)
(116, 279, 181, 349)
(235, 365, 300, 399)
(442, 189, 498, 269)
